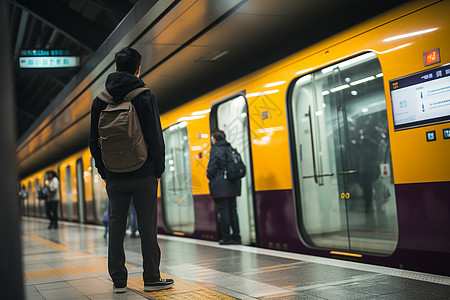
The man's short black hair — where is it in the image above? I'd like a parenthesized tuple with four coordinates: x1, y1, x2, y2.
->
(115, 47, 141, 74)
(212, 130, 226, 141)
(46, 170, 58, 179)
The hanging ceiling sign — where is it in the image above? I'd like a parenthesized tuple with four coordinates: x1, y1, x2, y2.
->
(19, 56, 79, 68)
(19, 49, 80, 70)
(18, 49, 81, 76)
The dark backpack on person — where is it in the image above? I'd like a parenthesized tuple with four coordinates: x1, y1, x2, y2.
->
(19, 189, 28, 199)
(225, 147, 246, 180)
(38, 186, 49, 200)
(97, 88, 149, 173)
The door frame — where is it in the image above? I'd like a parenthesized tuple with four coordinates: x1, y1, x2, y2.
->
(286, 74, 322, 247)
(209, 91, 259, 245)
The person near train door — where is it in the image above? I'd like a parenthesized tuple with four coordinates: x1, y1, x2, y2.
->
(89, 47, 173, 293)
(18, 185, 28, 201)
(207, 129, 242, 245)
(46, 171, 60, 229)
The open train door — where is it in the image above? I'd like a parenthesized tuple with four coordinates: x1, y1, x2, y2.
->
(210, 94, 257, 245)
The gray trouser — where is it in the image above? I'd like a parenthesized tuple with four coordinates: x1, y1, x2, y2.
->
(106, 175, 160, 286)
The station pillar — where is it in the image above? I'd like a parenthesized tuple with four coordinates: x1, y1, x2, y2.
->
(0, 0, 25, 298)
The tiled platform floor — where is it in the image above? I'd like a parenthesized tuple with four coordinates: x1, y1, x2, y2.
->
(22, 217, 450, 299)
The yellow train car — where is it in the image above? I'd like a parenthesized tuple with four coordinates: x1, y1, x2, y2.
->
(20, 0, 450, 275)
(20, 148, 108, 224)
(159, 0, 450, 275)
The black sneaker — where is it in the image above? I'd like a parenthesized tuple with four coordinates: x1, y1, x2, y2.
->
(144, 278, 174, 292)
(113, 284, 127, 293)
(219, 239, 234, 245)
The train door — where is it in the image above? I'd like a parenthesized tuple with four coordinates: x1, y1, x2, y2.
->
(27, 180, 32, 216)
(20, 182, 27, 215)
(64, 165, 74, 220)
(289, 53, 398, 255)
(160, 122, 195, 234)
(91, 157, 108, 223)
(76, 159, 86, 223)
(35, 178, 44, 217)
(211, 95, 256, 245)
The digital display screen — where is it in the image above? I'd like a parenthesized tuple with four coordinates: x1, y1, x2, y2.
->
(19, 56, 80, 68)
(18, 49, 79, 75)
(390, 64, 450, 130)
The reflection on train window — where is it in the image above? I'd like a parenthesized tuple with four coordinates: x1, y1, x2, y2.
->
(161, 122, 195, 234)
(290, 52, 398, 255)
(91, 157, 107, 223)
(65, 165, 73, 219)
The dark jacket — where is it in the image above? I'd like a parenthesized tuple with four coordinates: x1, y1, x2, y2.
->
(207, 139, 241, 198)
(89, 71, 165, 180)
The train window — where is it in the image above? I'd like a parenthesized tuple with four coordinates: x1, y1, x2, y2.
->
(288, 52, 399, 255)
(76, 159, 86, 223)
(91, 157, 107, 223)
(65, 165, 73, 219)
(161, 122, 195, 234)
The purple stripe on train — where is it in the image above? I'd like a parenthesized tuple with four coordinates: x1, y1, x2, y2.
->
(254, 183, 450, 276)
(157, 195, 218, 241)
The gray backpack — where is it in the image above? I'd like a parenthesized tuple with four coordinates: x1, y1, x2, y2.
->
(97, 88, 148, 173)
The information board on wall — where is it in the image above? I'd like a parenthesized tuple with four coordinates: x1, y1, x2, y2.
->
(390, 64, 450, 130)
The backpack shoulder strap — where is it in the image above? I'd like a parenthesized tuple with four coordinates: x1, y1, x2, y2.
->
(97, 89, 113, 104)
(124, 87, 149, 102)
(229, 146, 237, 155)
(227, 146, 235, 160)
(97, 88, 148, 104)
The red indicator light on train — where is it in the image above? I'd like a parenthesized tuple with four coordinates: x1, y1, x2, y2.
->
(423, 49, 440, 66)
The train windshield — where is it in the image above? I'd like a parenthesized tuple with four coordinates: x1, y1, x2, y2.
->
(290, 52, 399, 255)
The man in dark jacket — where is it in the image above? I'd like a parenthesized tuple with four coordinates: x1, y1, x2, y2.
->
(89, 47, 173, 293)
(207, 129, 242, 245)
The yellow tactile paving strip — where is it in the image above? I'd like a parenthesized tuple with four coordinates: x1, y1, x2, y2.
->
(127, 273, 237, 299)
(24, 234, 237, 299)
(258, 292, 298, 299)
(24, 257, 136, 280)
(24, 264, 108, 280)
(25, 234, 72, 251)
(23, 235, 135, 280)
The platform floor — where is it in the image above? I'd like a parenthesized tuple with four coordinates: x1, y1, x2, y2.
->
(22, 217, 450, 299)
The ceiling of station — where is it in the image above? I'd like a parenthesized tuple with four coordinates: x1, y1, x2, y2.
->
(9, 0, 411, 141)
(9, 0, 137, 139)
